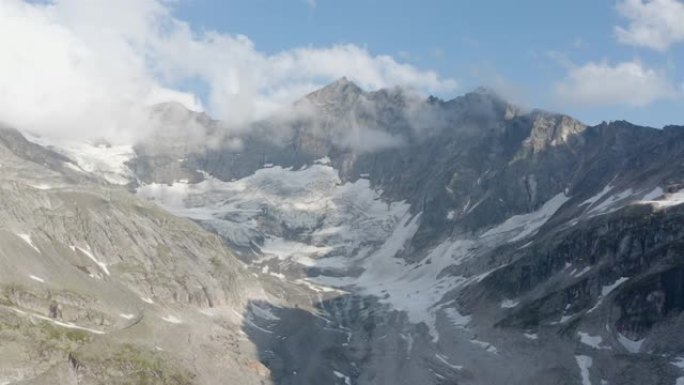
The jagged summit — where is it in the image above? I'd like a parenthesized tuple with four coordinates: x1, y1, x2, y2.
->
(318, 76, 363, 94)
(305, 79, 511, 110)
(470, 85, 501, 97)
(149, 101, 213, 123)
(300, 77, 365, 108)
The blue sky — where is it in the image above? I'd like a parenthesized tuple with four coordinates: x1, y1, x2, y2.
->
(171, 0, 683, 127)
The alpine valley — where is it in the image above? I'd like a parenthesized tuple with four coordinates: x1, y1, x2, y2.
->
(2, 79, 684, 385)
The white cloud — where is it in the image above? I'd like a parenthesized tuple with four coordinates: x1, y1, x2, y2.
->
(0, 0, 456, 142)
(554, 61, 679, 107)
(615, 0, 684, 51)
(0, 0, 188, 142)
(153, 34, 457, 125)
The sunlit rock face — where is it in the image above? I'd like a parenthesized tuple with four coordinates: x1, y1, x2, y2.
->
(5, 81, 684, 385)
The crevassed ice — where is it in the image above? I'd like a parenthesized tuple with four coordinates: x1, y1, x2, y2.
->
(137, 165, 576, 342)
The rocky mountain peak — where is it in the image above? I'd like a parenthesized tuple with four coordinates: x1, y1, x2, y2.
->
(437, 87, 519, 123)
(302, 77, 365, 108)
(148, 102, 213, 127)
(470, 86, 500, 97)
(523, 111, 587, 152)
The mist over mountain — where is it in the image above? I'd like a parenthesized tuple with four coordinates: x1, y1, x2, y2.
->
(2, 78, 684, 385)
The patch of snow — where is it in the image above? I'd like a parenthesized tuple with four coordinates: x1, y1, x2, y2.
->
(199, 308, 217, 317)
(523, 333, 538, 340)
(63, 162, 84, 173)
(642, 187, 663, 201)
(25, 134, 135, 185)
(431, 371, 446, 380)
(572, 266, 592, 278)
(638, 188, 684, 209)
(260, 237, 333, 267)
(314, 157, 331, 165)
(672, 356, 684, 370)
(27, 183, 54, 190)
(72, 245, 110, 276)
(3, 305, 105, 335)
(602, 277, 629, 296)
(471, 339, 498, 354)
(501, 299, 519, 309)
(435, 353, 463, 370)
(481, 193, 569, 242)
(161, 315, 182, 324)
(293, 278, 344, 293)
(321, 214, 475, 341)
(587, 297, 605, 314)
(442, 307, 471, 328)
(578, 332, 604, 349)
(465, 196, 486, 214)
(269, 272, 286, 280)
(51, 320, 106, 335)
(518, 241, 533, 249)
(576, 355, 593, 385)
(589, 188, 634, 215)
(29, 275, 45, 283)
(617, 332, 643, 353)
(140, 297, 155, 304)
(119, 313, 135, 320)
(332, 371, 352, 385)
(582, 185, 613, 207)
(16, 233, 40, 253)
(673, 358, 684, 385)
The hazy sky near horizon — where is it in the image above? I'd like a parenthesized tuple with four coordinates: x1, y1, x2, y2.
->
(1, 0, 682, 140)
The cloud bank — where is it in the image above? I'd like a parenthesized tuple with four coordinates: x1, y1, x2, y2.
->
(615, 0, 684, 51)
(554, 61, 679, 107)
(0, 0, 457, 142)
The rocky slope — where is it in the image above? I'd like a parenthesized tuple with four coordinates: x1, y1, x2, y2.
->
(6, 79, 684, 385)
(0, 126, 273, 385)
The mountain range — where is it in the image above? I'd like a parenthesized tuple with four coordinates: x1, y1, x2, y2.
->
(2, 79, 684, 385)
